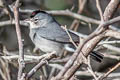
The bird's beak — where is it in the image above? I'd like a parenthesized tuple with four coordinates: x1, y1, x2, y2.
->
(24, 18, 31, 23)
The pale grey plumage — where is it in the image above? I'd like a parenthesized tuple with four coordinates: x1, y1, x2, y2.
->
(27, 11, 79, 54)
(25, 10, 103, 62)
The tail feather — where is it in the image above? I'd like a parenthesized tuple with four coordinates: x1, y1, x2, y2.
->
(90, 51, 103, 62)
(64, 44, 103, 62)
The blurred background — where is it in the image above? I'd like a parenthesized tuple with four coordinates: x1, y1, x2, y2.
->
(0, 0, 120, 80)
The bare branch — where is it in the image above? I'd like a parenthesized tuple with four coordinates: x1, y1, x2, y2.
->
(70, 0, 87, 31)
(105, 29, 120, 39)
(53, 0, 120, 80)
(0, 20, 28, 27)
(0, 0, 14, 21)
(96, 0, 104, 21)
(13, 0, 25, 80)
(103, 0, 120, 21)
(25, 52, 57, 80)
(99, 62, 120, 80)
(19, 9, 101, 24)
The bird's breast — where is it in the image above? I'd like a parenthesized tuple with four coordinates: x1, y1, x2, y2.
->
(35, 36, 64, 54)
(29, 30, 64, 54)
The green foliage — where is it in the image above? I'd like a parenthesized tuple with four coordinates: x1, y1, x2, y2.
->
(45, 0, 67, 10)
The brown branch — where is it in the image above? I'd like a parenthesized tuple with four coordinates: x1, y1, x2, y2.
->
(13, 0, 25, 80)
(87, 56, 98, 80)
(62, 25, 77, 48)
(102, 16, 120, 27)
(99, 62, 120, 80)
(0, 0, 14, 21)
(103, 0, 120, 21)
(53, 0, 120, 80)
(105, 29, 120, 39)
(19, 9, 101, 24)
(0, 14, 120, 29)
(70, 0, 87, 31)
(62, 34, 104, 80)
(0, 20, 28, 27)
(96, 0, 103, 21)
(0, 58, 11, 80)
(49, 63, 120, 78)
(49, 10, 101, 25)
(25, 52, 57, 80)
(102, 44, 120, 53)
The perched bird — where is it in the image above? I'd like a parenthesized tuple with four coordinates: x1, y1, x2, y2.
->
(25, 10, 103, 62)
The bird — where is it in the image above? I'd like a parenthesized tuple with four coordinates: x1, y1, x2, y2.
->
(24, 10, 103, 62)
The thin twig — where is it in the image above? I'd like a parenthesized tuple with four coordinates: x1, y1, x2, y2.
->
(87, 56, 98, 80)
(70, 0, 87, 30)
(25, 52, 57, 80)
(96, 0, 104, 21)
(99, 62, 120, 80)
(62, 25, 77, 48)
(1, 53, 55, 61)
(0, 0, 14, 21)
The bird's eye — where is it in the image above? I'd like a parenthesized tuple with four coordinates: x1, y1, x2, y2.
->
(34, 18, 39, 21)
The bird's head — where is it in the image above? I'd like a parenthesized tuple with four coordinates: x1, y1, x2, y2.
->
(24, 10, 53, 28)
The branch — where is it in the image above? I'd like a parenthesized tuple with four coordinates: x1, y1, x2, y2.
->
(103, 0, 120, 21)
(13, 0, 25, 80)
(0, 20, 28, 27)
(70, 0, 87, 31)
(99, 62, 120, 80)
(25, 52, 57, 80)
(0, 0, 14, 21)
(49, 64, 120, 78)
(53, 0, 120, 80)
(19, 9, 101, 24)
(96, 0, 103, 21)
(105, 29, 120, 39)
(1, 53, 55, 61)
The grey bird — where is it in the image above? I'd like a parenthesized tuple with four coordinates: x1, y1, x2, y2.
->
(25, 10, 103, 62)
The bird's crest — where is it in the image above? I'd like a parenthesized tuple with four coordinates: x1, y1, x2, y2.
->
(30, 10, 47, 18)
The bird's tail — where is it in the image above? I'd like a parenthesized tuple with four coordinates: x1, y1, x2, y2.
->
(64, 44, 103, 62)
(90, 51, 103, 62)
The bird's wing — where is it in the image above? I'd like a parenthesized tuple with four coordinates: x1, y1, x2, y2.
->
(35, 22, 79, 43)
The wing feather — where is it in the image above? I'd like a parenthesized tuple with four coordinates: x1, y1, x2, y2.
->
(35, 21, 79, 43)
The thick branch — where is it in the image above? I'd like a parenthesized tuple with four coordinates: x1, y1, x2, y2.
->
(54, 0, 120, 80)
